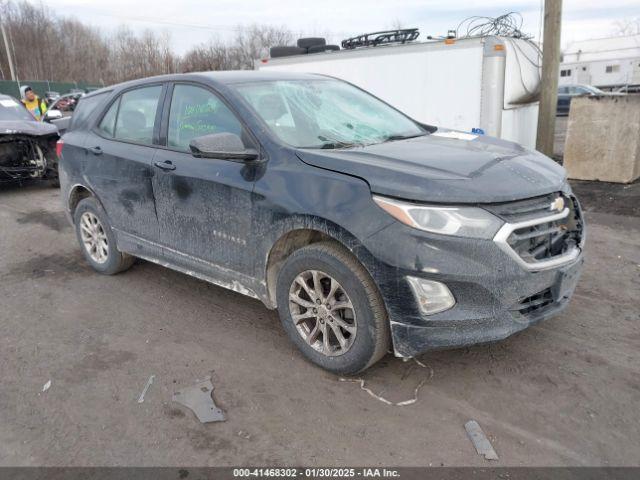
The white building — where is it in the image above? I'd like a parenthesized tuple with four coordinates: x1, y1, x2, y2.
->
(559, 34, 640, 90)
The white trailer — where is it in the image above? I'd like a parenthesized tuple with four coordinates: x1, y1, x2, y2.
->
(256, 36, 541, 149)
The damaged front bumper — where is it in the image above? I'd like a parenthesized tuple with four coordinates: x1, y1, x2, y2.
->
(364, 213, 585, 358)
(0, 134, 58, 182)
(389, 258, 583, 357)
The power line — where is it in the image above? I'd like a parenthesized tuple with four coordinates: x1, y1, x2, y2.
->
(34, 0, 352, 38)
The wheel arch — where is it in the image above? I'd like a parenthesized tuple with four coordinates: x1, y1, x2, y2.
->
(68, 183, 100, 217)
(262, 216, 379, 309)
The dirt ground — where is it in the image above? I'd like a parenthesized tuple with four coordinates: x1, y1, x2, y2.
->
(0, 180, 638, 467)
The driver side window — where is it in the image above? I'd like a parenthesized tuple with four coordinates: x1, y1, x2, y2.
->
(167, 84, 245, 152)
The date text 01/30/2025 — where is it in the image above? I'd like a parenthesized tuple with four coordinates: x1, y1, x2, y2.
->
(232, 468, 400, 478)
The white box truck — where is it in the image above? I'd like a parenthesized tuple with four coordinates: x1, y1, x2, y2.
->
(256, 35, 542, 149)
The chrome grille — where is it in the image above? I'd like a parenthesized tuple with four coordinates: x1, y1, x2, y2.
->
(491, 193, 584, 270)
(485, 192, 563, 223)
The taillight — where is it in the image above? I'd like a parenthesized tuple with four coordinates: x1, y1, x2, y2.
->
(55, 139, 64, 158)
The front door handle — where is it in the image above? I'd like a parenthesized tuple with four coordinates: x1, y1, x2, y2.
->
(87, 146, 102, 155)
(154, 160, 176, 171)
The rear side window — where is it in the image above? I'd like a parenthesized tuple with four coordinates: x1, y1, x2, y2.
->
(98, 98, 119, 137)
(69, 92, 109, 131)
(113, 86, 162, 145)
(167, 84, 243, 152)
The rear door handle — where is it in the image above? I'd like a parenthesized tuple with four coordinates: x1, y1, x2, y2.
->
(87, 146, 102, 155)
(154, 160, 176, 171)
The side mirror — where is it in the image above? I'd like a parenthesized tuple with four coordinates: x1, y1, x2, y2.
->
(189, 132, 259, 161)
(44, 109, 63, 122)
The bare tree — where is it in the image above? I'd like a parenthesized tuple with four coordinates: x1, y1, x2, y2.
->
(389, 19, 405, 30)
(613, 17, 640, 36)
(180, 39, 235, 72)
(181, 24, 293, 72)
(233, 24, 293, 69)
(0, 1, 294, 85)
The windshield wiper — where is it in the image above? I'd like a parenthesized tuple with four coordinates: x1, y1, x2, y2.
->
(319, 141, 360, 149)
(382, 132, 427, 143)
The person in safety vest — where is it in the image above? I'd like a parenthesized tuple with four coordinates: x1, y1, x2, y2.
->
(21, 86, 48, 121)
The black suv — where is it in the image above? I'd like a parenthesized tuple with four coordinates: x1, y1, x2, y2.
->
(59, 72, 585, 374)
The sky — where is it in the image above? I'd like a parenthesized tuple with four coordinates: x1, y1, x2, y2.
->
(32, 0, 640, 54)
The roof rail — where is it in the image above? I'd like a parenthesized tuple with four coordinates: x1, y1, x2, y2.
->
(341, 28, 420, 49)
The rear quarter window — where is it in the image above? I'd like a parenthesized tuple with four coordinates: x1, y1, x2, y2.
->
(69, 92, 110, 131)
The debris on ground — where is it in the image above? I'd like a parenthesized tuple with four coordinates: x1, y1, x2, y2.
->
(137, 375, 155, 404)
(172, 377, 226, 423)
(339, 358, 434, 407)
(464, 420, 499, 461)
(42, 380, 51, 392)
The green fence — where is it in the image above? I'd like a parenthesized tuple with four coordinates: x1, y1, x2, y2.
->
(0, 80, 104, 99)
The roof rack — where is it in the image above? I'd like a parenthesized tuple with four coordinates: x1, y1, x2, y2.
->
(341, 28, 420, 49)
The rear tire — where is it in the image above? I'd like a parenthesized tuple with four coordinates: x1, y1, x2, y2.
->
(270, 46, 307, 58)
(297, 37, 326, 49)
(45, 160, 59, 188)
(43, 149, 59, 187)
(276, 241, 390, 374)
(73, 197, 135, 275)
(308, 44, 340, 54)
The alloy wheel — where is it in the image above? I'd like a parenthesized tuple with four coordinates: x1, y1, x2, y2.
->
(288, 270, 357, 356)
(79, 212, 109, 264)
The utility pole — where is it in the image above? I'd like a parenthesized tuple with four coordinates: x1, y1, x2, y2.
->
(536, 0, 563, 156)
(0, 21, 16, 81)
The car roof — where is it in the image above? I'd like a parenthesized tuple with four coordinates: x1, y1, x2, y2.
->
(82, 70, 329, 99)
(191, 70, 325, 84)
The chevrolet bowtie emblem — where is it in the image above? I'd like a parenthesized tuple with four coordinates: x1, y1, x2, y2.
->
(550, 197, 565, 212)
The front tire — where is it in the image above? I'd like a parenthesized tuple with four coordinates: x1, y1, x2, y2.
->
(44, 158, 59, 188)
(73, 197, 134, 275)
(276, 241, 390, 374)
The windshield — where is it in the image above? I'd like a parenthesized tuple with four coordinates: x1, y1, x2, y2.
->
(234, 79, 425, 148)
(0, 97, 35, 122)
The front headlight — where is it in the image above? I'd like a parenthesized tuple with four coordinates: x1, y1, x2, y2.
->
(373, 195, 504, 239)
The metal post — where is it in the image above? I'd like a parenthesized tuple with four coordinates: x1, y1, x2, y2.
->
(536, 0, 563, 156)
(0, 21, 16, 81)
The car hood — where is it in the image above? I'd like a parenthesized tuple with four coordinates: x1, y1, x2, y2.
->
(0, 120, 58, 137)
(296, 131, 567, 203)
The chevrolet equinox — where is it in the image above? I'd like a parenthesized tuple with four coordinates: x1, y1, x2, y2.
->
(59, 71, 585, 374)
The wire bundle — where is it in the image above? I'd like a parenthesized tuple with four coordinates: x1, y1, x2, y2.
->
(456, 12, 531, 40)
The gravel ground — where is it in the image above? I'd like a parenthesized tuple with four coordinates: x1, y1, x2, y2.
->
(0, 181, 638, 467)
